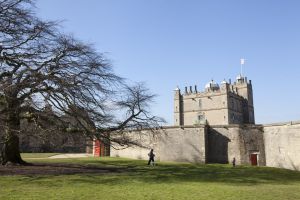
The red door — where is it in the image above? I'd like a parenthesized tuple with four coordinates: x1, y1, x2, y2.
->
(250, 154, 258, 166)
(93, 139, 110, 157)
(94, 140, 101, 157)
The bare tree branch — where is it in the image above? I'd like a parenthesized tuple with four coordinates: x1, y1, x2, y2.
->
(0, 0, 164, 165)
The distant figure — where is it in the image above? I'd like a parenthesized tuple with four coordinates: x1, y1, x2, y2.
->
(147, 149, 155, 166)
(232, 157, 236, 167)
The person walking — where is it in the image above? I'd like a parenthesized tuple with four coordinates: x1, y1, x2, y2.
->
(147, 149, 155, 166)
(232, 157, 236, 167)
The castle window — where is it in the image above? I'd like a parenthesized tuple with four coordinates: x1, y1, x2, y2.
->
(198, 115, 205, 123)
(198, 99, 202, 108)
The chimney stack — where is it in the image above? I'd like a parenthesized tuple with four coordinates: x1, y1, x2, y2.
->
(189, 86, 193, 93)
(185, 86, 188, 94)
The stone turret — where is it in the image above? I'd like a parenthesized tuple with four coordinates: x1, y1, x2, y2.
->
(174, 86, 183, 126)
(174, 74, 255, 126)
(232, 75, 255, 124)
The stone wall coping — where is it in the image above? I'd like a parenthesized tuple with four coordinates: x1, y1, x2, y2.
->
(208, 124, 261, 128)
(160, 125, 206, 129)
(160, 124, 263, 129)
(122, 125, 206, 133)
(262, 120, 300, 127)
(124, 120, 300, 132)
(163, 121, 300, 129)
(161, 124, 263, 129)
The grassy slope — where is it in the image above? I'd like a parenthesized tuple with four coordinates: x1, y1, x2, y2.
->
(1, 157, 300, 200)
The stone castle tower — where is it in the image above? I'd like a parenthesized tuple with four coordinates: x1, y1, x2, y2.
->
(174, 74, 255, 126)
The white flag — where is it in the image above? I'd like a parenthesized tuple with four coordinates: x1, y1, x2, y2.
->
(240, 58, 245, 65)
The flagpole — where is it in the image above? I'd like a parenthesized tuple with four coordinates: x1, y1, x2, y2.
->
(240, 58, 245, 76)
(241, 62, 243, 76)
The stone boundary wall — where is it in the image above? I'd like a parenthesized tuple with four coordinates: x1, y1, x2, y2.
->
(206, 125, 265, 166)
(206, 126, 241, 164)
(111, 130, 159, 160)
(239, 125, 266, 166)
(159, 126, 206, 163)
(110, 126, 207, 163)
(110, 121, 300, 171)
(263, 121, 300, 171)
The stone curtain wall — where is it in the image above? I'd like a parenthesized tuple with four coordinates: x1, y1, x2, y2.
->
(158, 126, 206, 163)
(207, 123, 299, 169)
(110, 122, 300, 171)
(207, 126, 241, 164)
(239, 125, 266, 166)
(206, 125, 265, 166)
(110, 126, 207, 163)
(110, 130, 159, 160)
(263, 121, 300, 171)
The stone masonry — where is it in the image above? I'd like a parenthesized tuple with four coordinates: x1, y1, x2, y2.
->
(110, 75, 300, 171)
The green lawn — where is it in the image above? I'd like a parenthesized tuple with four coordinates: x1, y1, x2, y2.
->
(1, 156, 300, 200)
(21, 153, 62, 159)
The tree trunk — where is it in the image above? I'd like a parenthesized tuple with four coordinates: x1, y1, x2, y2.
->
(1, 135, 26, 165)
(1, 109, 26, 165)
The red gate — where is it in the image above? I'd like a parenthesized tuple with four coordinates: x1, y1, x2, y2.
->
(250, 154, 258, 166)
(93, 139, 109, 157)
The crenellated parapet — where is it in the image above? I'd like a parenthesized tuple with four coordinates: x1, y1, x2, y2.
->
(174, 74, 255, 126)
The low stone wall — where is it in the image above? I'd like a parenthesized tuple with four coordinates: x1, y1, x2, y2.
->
(207, 126, 241, 164)
(110, 126, 207, 163)
(239, 125, 265, 166)
(110, 130, 158, 160)
(207, 125, 265, 166)
(158, 126, 206, 163)
(110, 121, 300, 171)
(263, 121, 300, 171)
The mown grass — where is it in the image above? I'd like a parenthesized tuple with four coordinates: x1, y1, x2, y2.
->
(21, 153, 61, 159)
(1, 156, 300, 200)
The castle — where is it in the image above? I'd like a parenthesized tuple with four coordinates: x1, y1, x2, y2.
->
(108, 73, 300, 171)
(174, 75, 254, 126)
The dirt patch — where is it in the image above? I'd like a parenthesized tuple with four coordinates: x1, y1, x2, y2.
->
(0, 163, 123, 176)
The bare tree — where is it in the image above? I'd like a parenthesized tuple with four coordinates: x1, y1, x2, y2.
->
(0, 0, 164, 165)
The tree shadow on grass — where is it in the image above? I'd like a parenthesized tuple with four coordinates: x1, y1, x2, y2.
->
(7, 159, 300, 187)
(123, 164, 300, 186)
(51, 165, 299, 188)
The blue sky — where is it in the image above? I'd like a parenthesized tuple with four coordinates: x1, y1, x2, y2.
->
(36, 0, 300, 124)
